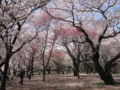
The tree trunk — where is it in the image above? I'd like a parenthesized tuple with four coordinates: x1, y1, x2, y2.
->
(8, 69, 10, 75)
(13, 70, 16, 76)
(0, 55, 10, 90)
(104, 71, 114, 84)
(68, 67, 71, 73)
(77, 65, 80, 78)
(56, 65, 60, 75)
(93, 53, 115, 85)
(31, 59, 34, 76)
(86, 66, 89, 74)
(47, 67, 51, 74)
(42, 67, 46, 82)
(26, 67, 30, 77)
(73, 60, 79, 76)
(73, 64, 79, 78)
(73, 70, 78, 76)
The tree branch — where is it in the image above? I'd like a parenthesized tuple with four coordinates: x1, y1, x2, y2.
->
(105, 53, 120, 70)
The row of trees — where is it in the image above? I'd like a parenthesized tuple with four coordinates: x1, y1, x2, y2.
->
(0, 0, 51, 90)
(0, 0, 120, 90)
(45, 0, 120, 85)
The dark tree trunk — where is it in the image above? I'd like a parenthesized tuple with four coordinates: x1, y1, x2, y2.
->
(0, 54, 10, 90)
(83, 63, 86, 73)
(86, 67, 89, 74)
(42, 67, 46, 82)
(13, 70, 16, 76)
(47, 67, 51, 74)
(73, 60, 77, 76)
(8, 69, 10, 75)
(31, 59, 34, 76)
(56, 65, 60, 75)
(77, 65, 80, 78)
(73, 70, 78, 76)
(26, 66, 30, 77)
(93, 52, 115, 85)
(73, 64, 80, 78)
(104, 70, 114, 84)
(68, 66, 71, 73)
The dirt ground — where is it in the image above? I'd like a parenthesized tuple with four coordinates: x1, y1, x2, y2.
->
(4, 73, 120, 90)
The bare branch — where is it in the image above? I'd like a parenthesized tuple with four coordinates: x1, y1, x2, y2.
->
(12, 31, 38, 55)
(105, 53, 120, 69)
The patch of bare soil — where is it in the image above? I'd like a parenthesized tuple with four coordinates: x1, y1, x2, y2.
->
(4, 73, 120, 90)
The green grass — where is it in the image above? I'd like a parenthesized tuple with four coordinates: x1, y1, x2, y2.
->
(46, 84, 52, 86)
(9, 73, 14, 76)
(92, 82, 105, 85)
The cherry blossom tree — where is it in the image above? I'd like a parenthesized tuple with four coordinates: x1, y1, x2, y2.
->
(9, 49, 29, 75)
(26, 43, 39, 76)
(36, 31, 57, 81)
(51, 49, 66, 75)
(45, 0, 120, 84)
(31, 12, 59, 81)
(12, 43, 39, 76)
(56, 27, 94, 78)
(0, 0, 51, 89)
(100, 40, 120, 73)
